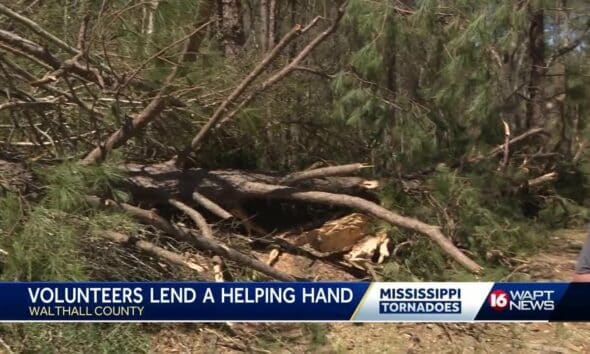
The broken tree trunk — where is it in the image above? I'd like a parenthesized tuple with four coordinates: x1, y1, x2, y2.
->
(237, 181, 483, 274)
(122, 162, 483, 273)
(122, 162, 379, 206)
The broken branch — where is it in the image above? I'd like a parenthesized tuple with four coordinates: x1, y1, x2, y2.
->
(0, 3, 79, 55)
(102, 230, 205, 273)
(168, 198, 214, 238)
(192, 191, 233, 220)
(184, 24, 304, 154)
(237, 181, 483, 273)
(86, 196, 296, 281)
(528, 172, 558, 187)
(468, 127, 546, 163)
(280, 163, 372, 185)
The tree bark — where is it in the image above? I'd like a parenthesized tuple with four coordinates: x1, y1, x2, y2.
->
(219, 0, 245, 57)
(525, 6, 545, 129)
(183, 0, 216, 62)
(122, 162, 379, 206)
(86, 196, 297, 281)
(121, 162, 482, 274)
(102, 231, 205, 273)
(268, 0, 277, 49)
(259, 0, 268, 51)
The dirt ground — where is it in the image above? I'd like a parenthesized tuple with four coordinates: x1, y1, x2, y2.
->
(151, 229, 590, 354)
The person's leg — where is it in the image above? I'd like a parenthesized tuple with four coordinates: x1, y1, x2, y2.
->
(573, 228, 590, 282)
(573, 273, 590, 282)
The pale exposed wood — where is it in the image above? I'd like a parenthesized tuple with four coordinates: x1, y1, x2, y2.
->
(468, 127, 546, 163)
(212, 255, 231, 281)
(236, 181, 483, 273)
(192, 191, 233, 219)
(168, 198, 214, 238)
(528, 172, 558, 187)
(280, 163, 372, 185)
(500, 120, 511, 169)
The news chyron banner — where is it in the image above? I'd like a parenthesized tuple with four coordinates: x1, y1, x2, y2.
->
(1, 282, 590, 322)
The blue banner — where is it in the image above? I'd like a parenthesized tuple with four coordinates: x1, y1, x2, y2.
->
(0, 282, 589, 322)
(0, 282, 369, 321)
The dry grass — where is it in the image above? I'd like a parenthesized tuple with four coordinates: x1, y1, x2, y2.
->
(148, 229, 590, 353)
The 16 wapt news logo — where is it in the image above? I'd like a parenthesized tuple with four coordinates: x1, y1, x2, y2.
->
(488, 289, 555, 311)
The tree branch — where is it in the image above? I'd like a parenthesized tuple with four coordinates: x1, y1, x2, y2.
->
(85, 196, 297, 281)
(237, 181, 483, 274)
(192, 191, 233, 220)
(215, 4, 347, 129)
(102, 230, 205, 273)
(280, 163, 372, 185)
(183, 24, 304, 155)
(168, 198, 213, 238)
(0, 3, 79, 55)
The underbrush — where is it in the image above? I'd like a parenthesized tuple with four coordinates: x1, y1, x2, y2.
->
(379, 163, 590, 281)
(0, 323, 150, 354)
(0, 157, 588, 351)
(0, 161, 154, 352)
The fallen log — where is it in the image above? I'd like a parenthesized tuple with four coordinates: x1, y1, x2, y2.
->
(122, 162, 380, 207)
(122, 162, 483, 273)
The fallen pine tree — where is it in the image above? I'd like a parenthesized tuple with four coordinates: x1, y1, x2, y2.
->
(120, 161, 483, 274)
(3, 0, 583, 285)
(0, 2, 482, 279)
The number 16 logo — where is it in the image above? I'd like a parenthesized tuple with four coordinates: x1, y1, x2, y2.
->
(489, 289, 510, 311)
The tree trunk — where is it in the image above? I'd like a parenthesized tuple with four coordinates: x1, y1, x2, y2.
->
(182, 0, 216, 62)
(122, 162, 378, 207)
(268, 0, 277, 49)
(526, 6, 545, 129)
(259, 0, 268, 51)
(121, 162, 482, 274)
(219, 0, 245, 57)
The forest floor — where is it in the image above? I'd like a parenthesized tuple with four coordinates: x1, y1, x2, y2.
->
(151, 229, 590, 354)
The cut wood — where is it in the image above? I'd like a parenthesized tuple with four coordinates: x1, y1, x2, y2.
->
(121, 162, 482, 273)
(237, 181, 483, 273)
